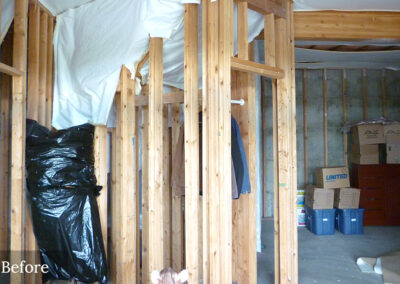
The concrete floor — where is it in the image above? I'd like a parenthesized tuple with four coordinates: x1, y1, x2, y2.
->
(258, 219, 400, 284)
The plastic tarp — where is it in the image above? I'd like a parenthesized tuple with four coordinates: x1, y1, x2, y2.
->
(52, 0, 264, 129)
(0, 0, 14, 44)
(52, 0, 185, 129)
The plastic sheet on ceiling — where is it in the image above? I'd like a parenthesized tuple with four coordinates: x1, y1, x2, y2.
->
(52, 0, 264, 129)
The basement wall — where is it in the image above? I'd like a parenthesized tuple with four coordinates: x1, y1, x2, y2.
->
(262, 69, 400, 217)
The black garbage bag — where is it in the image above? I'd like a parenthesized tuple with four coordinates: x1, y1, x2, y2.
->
(25, 119, 107, 283)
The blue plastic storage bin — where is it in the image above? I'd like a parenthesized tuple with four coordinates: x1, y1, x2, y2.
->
(335, 208, 364, 235)
(305, 207, 336, 235)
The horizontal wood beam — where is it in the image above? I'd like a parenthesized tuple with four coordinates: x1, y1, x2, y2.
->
(0, 62, 24, 77)
(231, 57, 284, 79)
(294, 11, 400, 41)
(236, 0, 286, 18)
(132, 89, 202, 106)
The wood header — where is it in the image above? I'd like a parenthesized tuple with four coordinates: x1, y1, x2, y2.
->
(294, 11, 400, 41)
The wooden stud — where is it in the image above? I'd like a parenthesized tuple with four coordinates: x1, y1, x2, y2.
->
(171, 103, 184, 272)
(0, 32, 12, 262)
(94, 126, 108, 251)
(10, 1, 29, 284)
(141, 104, 150, 284)
(288, 4, 298, 280)
(38, 11, 48, 125)
(232, 2, 257, 284)
(323, 69, 328, 167)
(343, 70, 348, 167)
(109, 127, 117, 283)
(135, 109, 141, 284)
(27, 4, 40, 121)
(294, 11, 400, 41)
(148, 37, 164, 273)
(201, 3, 209, 282)
(263, 12, 276, 219)
(303, 70, 308, 185)
(25, 7, 41, 281)
(163, 103, 172, 267)
(202, 0, 233, 282)
(261, 77, 267, 218)
(184, 4, 200, 283)
(275, 1, 298, 282)
(45, 17, 54, 128)
(382, 70, 387, 118)
(363, 69, 367, 121)
(115, 67, 137, 283)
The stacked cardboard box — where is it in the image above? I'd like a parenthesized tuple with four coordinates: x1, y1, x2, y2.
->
(305, 167, 363, 235)
(384, 124, 400, 164)
(351, 124, 384, 165)
(350, 123, 400, 165)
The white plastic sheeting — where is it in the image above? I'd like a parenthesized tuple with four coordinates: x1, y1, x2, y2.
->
(294, 0, 400, 11)
(39, 0, 94, 15)
(53, 0, 264, 129)
(52, 0, 185, 129)
(140, 5, 264, 91)
(295, 48, 400, 70)
(0, 0, 14, 44)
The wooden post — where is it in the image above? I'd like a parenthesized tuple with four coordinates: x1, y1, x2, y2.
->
(171, 103, 184, 272)
(184, 4, 200, 283)
(45, 16, 54, 128)
(381, 70, 387, 118)
(343, 69, 348, 167)
(10, 1, 28, 284)
(323, 69, 328, 167)
(38, 11, 48, 124)
(303, 69, 308, 184)
(148, 37, 164, 273)
(115, 67, 137, 283)
(362, 69, 367, 120)
(232, 2, 257, 284)
(0, 32, 12, 263)
(275, 1, 298, 283)
(202, 0, 233, 283)
(94, 126, 108, 251)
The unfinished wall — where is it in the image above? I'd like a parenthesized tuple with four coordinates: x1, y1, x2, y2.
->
(262, 68, 400, 217)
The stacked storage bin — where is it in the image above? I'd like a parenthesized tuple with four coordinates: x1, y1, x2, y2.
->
(305, 184, 336, 235)
(334, 187, 364, 234)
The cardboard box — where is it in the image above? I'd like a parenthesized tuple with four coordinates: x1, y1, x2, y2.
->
(384, 124, 400, 143)
(305, 184, 334, 209)
(350, 144, 379, 165)
(386, 143, 400, 164)
(315, 167, 350, 189)
(352, 124, 384, 145)
(334, 187, 361, 209)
